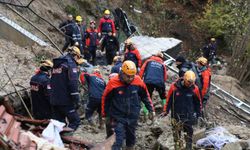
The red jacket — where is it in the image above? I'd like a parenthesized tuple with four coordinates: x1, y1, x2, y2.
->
(139, 56, 167, 84)
(200, 67, 211, 99)
(124, 48, 142, 68)
(80, 72, 106, 99)
(85, 28, 99, 47)
(101, 75, 154, 120)
(98, 17, 116, 33)
(163, 79, 202, 122)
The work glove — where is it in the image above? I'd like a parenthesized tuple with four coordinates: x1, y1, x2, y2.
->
(148, 112, 155, 121)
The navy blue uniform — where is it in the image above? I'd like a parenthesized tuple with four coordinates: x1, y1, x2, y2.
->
(124, 48, 142, 68)
(85, 28, 99, 64)
(80, 72, 106, 122)
(203, 42, 217, 63)
(50, 54, 80, 130)
(30, 71, 52, 120)
(101, 35, 119, 65)
(111, 61, 122, 74)
(59, 20, 76, 51)
(139, 56, 167, 99)
(72, 23, 86, 55)
(102, 75, 154, 149)
(163, 79, 202, 148)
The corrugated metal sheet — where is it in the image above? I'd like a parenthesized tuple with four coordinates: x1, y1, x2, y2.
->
(0, 105, 37, 150)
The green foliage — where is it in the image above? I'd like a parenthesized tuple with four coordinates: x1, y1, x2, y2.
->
(65, 5, 80, 17)
(195, 1, 250, 43)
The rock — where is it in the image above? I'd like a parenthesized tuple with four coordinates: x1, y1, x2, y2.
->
(225, 126, 250, 140)
(193, 128, 206, 143)
(221, 142, 242, 150)
(238, 140, 250, 149)
(156, 130, 173, 150)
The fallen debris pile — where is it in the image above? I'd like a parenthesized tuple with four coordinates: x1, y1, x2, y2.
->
(0, 103, 114, 149)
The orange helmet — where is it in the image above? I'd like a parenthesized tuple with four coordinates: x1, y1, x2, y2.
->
(40, 60, 53, 68)
(196, 57, 208, 66)
(125, 39, 133, 45)
(156, 52, 164, 58)
(121, 60, 137, 75)
(184, 70, 196, 83)
(211, 38, 216, 42)
(68, 46, 81, 57)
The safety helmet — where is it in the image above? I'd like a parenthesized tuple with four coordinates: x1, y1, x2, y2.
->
(196, 57, 208, 66)
(67, 14, 73, 20)
(183, 70, 196, 83)
(90, 20, 96, 24)
(104, 9, 111, 15)
(93, 68, 100, 74)
(121, 60, 137, 75)
(124, 39, 133, 45)
(76, 58, 87, 65)
(40, 59, 53, 68)
(156, 52, 164, 58)
(113, 56, 121, 63)
(211, 38, 216, 42)
(68, 46, 81, 57)
(76, 16, 82, 22)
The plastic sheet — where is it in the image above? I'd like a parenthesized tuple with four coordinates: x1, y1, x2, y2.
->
(42, 119, 65, 148)
(196, 126, 239, 150)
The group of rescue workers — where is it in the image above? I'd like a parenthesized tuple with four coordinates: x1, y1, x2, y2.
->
(30, 9, 213, 150)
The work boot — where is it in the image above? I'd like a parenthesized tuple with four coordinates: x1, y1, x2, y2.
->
(143, 114, 147, 123)
(88, 119, 95, 127)
(185, 142, 192, 150)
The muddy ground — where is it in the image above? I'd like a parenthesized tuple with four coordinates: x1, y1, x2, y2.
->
(1, 1, 250, 149)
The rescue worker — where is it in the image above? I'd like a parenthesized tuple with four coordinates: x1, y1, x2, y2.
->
(30, 60, 53, 120)
(139, 52, 167, 105)
(102, 60, 155, 150)
(98, 9, 116, 37)
(50, 46, 86, 130)
(59, 14, 76, 51)
(85, 20, 99, 65)
(101, 31, 120, 65)
(175, 56, 202, 90)
(124, 39, 142, 69)
(162, 71, 202, 150)
(111, 56, 122, 73)
(73, 15, 86, 56)
(202, 38, 217, 65)
(104, 72, 118, 139)
(80, 68, 106, 127)
(175, 56, 192, 77)
(196, 57, 211, 107)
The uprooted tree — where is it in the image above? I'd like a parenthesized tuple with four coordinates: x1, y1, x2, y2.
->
(195, 0, 250, 85)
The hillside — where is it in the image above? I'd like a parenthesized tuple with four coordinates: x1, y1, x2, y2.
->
(0, 0, 250, 149)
